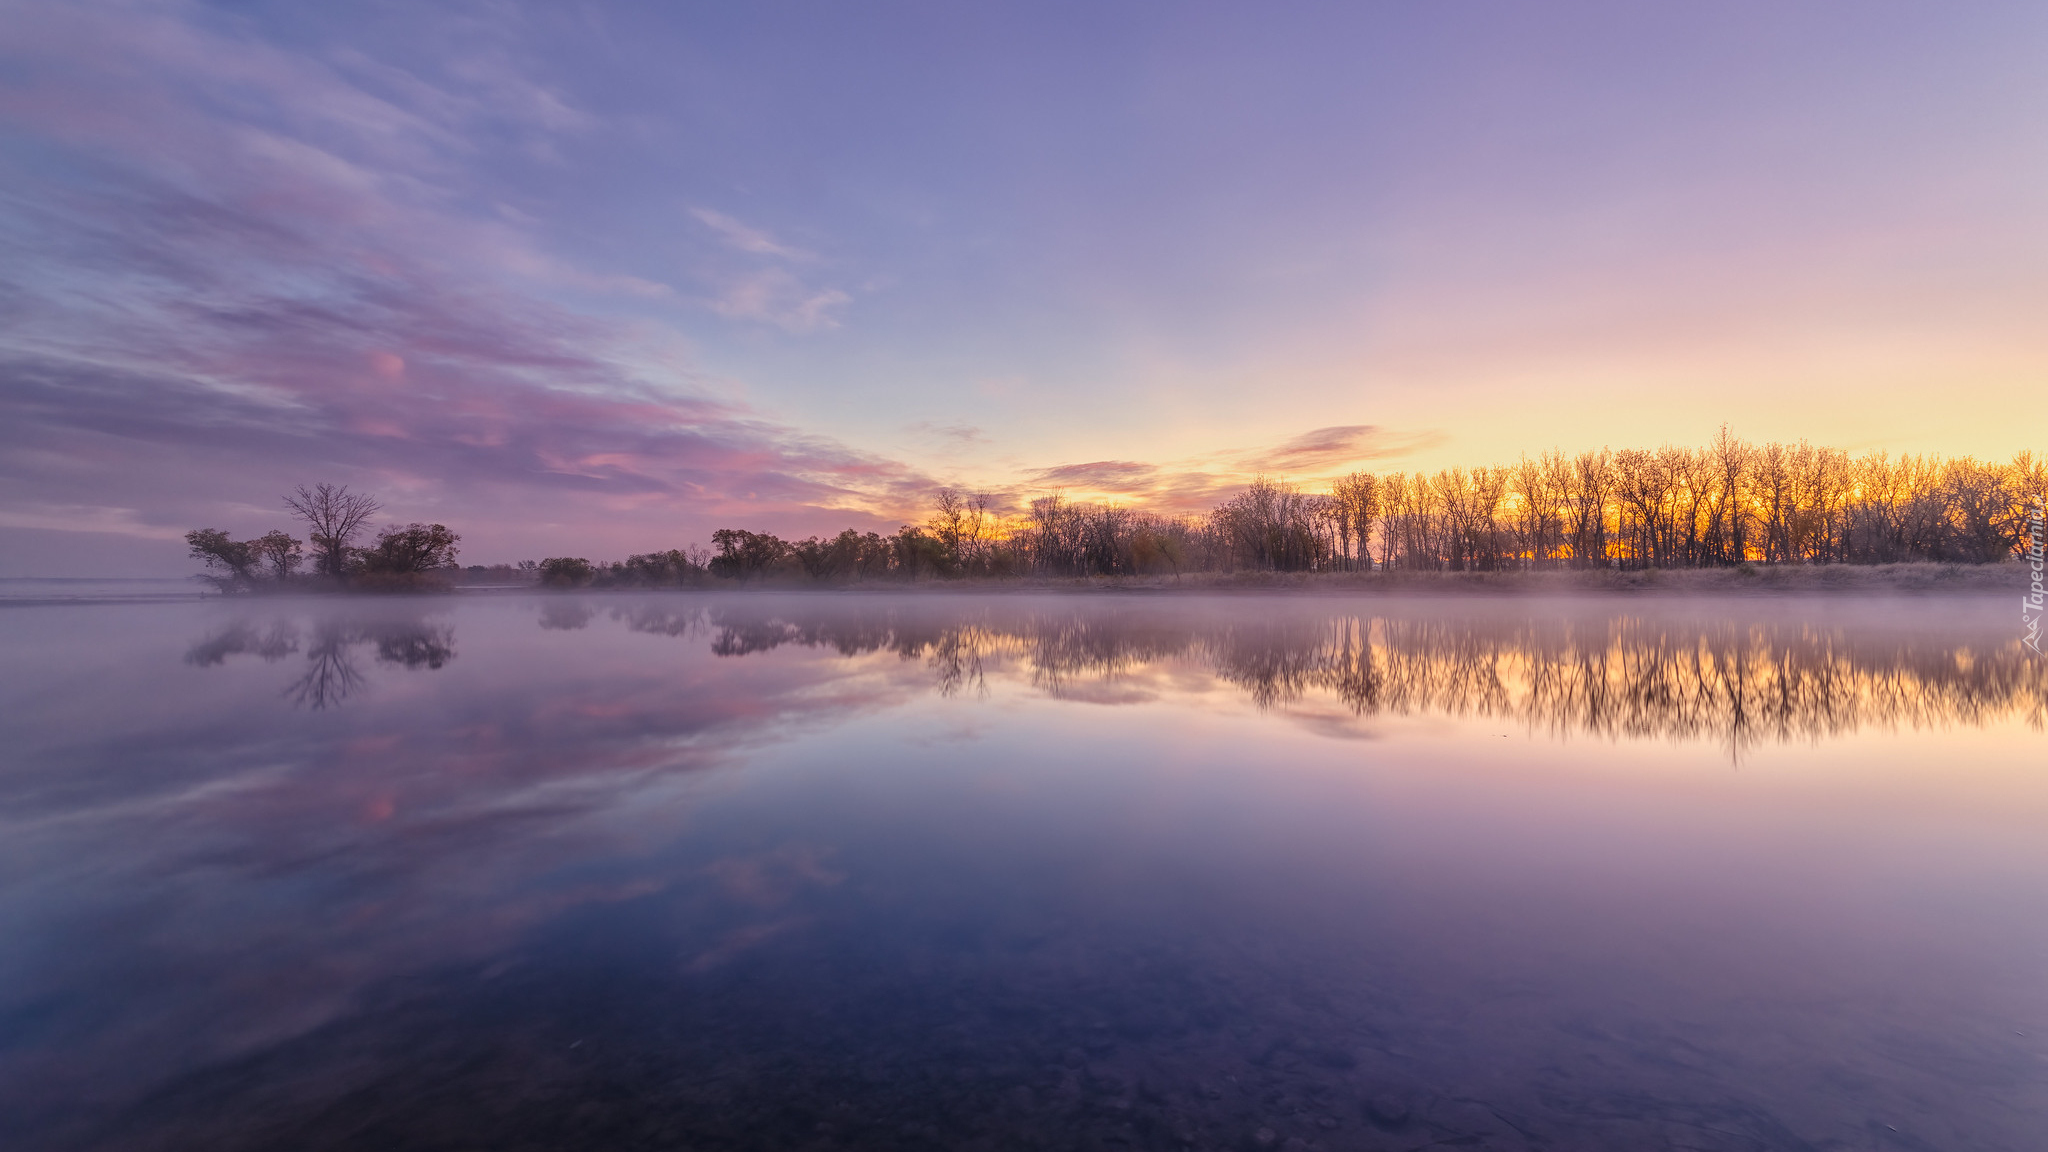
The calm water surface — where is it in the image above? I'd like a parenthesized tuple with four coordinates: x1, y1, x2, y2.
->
(2, 592, 2044, 1151)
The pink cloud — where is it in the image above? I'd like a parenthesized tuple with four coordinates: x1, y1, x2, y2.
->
(1028, 460, 1161, 492)
(0, 1, 937, 563)
(1240, 425, 1446, 471)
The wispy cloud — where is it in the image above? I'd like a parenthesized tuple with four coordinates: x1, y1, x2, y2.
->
(0, 3, 1463, 568)
(691, 207, 808, 261)
(689, 206, 850, 331)
(704, 268, 851, 333)
(1001, 425, 1443, 515)
(906, 421, 992, 449)
(1027, 460, 1160, 492)
(1238, 425, 1445, 471)
(0, 502, 188, 541)
(0, 1, 926, 559)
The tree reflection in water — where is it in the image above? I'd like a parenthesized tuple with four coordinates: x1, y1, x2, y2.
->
(62, 593, 2042, 1152)
(665, 601, 2046, 755)
(182, 597, 2043, 742)
(186, 616, 455, 708)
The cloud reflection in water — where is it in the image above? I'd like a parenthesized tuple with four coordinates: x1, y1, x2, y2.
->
(1, 593, 2042, 1151)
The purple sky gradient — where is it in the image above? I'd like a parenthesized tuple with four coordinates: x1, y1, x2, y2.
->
(3, 1, 2043, 573)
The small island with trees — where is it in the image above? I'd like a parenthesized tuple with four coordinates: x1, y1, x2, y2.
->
(189, 432, 2043, 594)
(187, 483, 460, 592)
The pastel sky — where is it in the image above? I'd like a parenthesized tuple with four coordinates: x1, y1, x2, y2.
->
(3, 1, 2044, 574)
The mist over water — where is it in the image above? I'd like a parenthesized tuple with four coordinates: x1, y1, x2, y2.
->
(2, 592, 2043, 1151)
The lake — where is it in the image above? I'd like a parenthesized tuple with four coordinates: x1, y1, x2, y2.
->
(2, 591, 2043, 1151)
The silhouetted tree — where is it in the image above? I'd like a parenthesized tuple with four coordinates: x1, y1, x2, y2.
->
(538, 557, 595, 587)
(1331, 472, 1380, 570)
(185, 528, 259, 590)
(793, 530, 893, 581)
(928, 488, 995, 575)
(359, 523, 460, 575)
(598, 549, 708, 587)
(709, 529, 792, 582)
(890, 526, 950, 579)
(284, 483, 381, 577)
(1561, 449, 1612, 568)
(250, 530, 304, 581)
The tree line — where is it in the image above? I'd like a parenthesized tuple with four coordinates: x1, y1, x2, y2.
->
(187, 483, 459, 591)
(190, 435, 2043, 591)
(540, 431, 2042, 585)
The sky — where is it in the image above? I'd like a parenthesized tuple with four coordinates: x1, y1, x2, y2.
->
(2, 0, 2044, 574)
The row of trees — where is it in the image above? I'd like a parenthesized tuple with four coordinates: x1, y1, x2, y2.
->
(187, 484, 460, 591)
(546, 433, 2039, 585)
(1363, 432, 2038, 571)
(192, 437, 2042, 591)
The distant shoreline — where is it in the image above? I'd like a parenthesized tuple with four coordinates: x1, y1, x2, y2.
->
(475, 561, 2021, 597)
(681, 562, 2022, 596)
(3, 562, 2026, 603)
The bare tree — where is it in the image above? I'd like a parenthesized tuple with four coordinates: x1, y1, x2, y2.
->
(1612, 448, 1673, 569)
(1752, 443, 1794, 563)
(1510, 454, 1565, 569)
(927, 488, 996, 574)
(1563, 450, 1611, 568)
(1706, 426, 1750, 565)
(284, 484, 382, 578)
(1332, 472, 1380, 570)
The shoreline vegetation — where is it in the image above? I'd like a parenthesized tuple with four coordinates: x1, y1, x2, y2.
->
(188, 434, 2044, 595)
(584, 563, 2024, 596)
(437, 562, 2018, 596)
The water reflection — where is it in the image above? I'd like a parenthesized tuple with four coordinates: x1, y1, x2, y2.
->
(185, 616, 455, 708)
(4, 594, 2041, 1151)
(183, 598, 2043, 743)
(572, 599, 2045, 752)
(537, 600, 596, 631)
